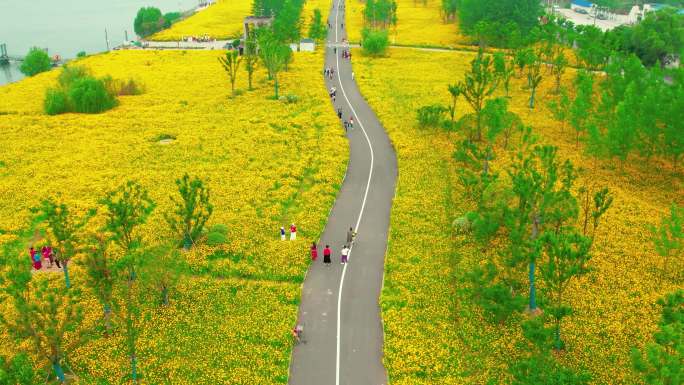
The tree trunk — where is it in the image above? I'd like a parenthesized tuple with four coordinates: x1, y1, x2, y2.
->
(528, 261, 537, 311)
(53, 361, 66, 382)
(529, 87, 536, 109)
(104, 304, 112, 333)
(162, 286, 169, 306)
(131, 353, 138, 384)
(63, 261, 71, 289)
(274, 75, 279, 99)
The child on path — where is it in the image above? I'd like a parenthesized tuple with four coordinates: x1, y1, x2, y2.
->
(349, 116, 354, 130)
(280, 226, 286, 241)
(290, 223, 297, 240)
(310, 242, 318, 261)
(323, 245, 332, 266)
(41, 246, 52, 267)
(29, 247, 41, 270)
(340, 245, 350, 264)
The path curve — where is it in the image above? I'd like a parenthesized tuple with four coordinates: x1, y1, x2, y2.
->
(288, 0, 397, 384)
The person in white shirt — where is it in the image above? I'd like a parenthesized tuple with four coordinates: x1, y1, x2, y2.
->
(340, 245, 350, 264)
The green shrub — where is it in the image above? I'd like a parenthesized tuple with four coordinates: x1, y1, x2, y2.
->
(417, 104, 447, 128)
(58, 65, 90, 88)
(285, 94, 299, 104)
(134, 7, 164, 37)
(117, 78, 145, 96)
(206, 231, 227, 246)
(68, 77, 118, 114)
(209, 224, 229, 235)
(76, 51, 87, 58)
(44, 88, 69, 115)
(163, 12, 183, 28)
(20, 47, 51, 76)
(361, 28, 389, 57)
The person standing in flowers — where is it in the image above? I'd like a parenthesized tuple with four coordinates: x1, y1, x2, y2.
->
(280, 226, 286, 241)
(340, 245, 350, 264)
(290, 223, 297, 240)
(323, 245, 332, 266)
(41, 245, 53, 267)
(29, 246, 41, 270)
(310, 242, 318, 261)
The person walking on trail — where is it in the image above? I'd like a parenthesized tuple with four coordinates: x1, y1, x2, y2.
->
(29, 247, 41, 270)
(280, 226, 286, 241)
(351, 71, 355, 80)
(349, 116, 354, 130)
(290, 223, 297, 240)
(337, 108, 343, 119)
(340, 244, 350, 264)
(41, 245, 52, 267)
(323, 245, 332, 266)
(344, 121, 349, 132)
(310, 242, 318, 261)
(347, 227, 356, 244)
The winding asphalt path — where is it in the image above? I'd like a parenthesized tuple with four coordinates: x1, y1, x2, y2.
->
(288, 0, 397, 384)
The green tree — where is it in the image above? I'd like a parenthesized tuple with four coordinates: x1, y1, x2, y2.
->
(133, 7, 164, 37)
(509, 318, 592, 385)
(539, 229, 592, 351)
(100, 181, 156, 255)
(68, 76, 118, 114)
(99, 181, 154, 384)
(547, 87, 570, 131)
(459, 50, 499, 141)
(663, 82, 684, 170)
(551, 50, 568, 94)
(272, 0, 304, 43)
(575, 25, 610, 70)
(244, 31, 259, 91)
(0, 256, 84, 383)
(218, 50, 242, 96)
(447, 83, 462, 123)
(441, 0, 458, 22)
(82, 234, 116, 333)
(139, 245, 183, 306)
(527, 52, 543, 109)
(259, 33, 291, 99)
(361, 28, 390, 56)
(493, 51, 515, 97)
(610, 8, 683, 66)
(570, 71, 595, 147)
(0, 353, 44, 385)
(20, 47, 51, 77)
(33, 199, 92, 288)
(504, 145, 579, 313)
(308, 9, 327, 41)
(631, 290, 683, 385)
(458, 0, 541, 45)
(650, 204, 683, 281)
(164, 173, 213, 249)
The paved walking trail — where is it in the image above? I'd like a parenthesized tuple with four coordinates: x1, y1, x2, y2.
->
(288, 0, 397, 384)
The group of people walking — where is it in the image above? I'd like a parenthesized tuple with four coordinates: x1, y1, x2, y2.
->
(29, 245, 61, 270)
(280, 223, 297, 240)
(309, 227, 356, 266)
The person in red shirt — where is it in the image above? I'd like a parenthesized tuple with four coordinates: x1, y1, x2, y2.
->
(323, 245, 332, 266)
(290, 223, 297, 240)
(310, 242, 318, 261)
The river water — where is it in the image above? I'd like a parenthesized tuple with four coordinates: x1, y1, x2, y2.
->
(0, 0, 199, 86)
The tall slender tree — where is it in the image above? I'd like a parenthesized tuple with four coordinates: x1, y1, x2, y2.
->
(218, 50, 242, 96)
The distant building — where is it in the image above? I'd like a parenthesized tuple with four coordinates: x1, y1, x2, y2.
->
(570, 0, 593, 14)
(299, 38, 315, 52)
(629, 3, 683, 23)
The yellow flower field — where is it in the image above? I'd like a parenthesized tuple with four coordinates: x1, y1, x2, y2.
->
(0, 49, 346, 383)
(151, 0, 333, 41)
(345, 0, 470, 47)
(353, 47, 683, 384)
(151, 0, 253, 41)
